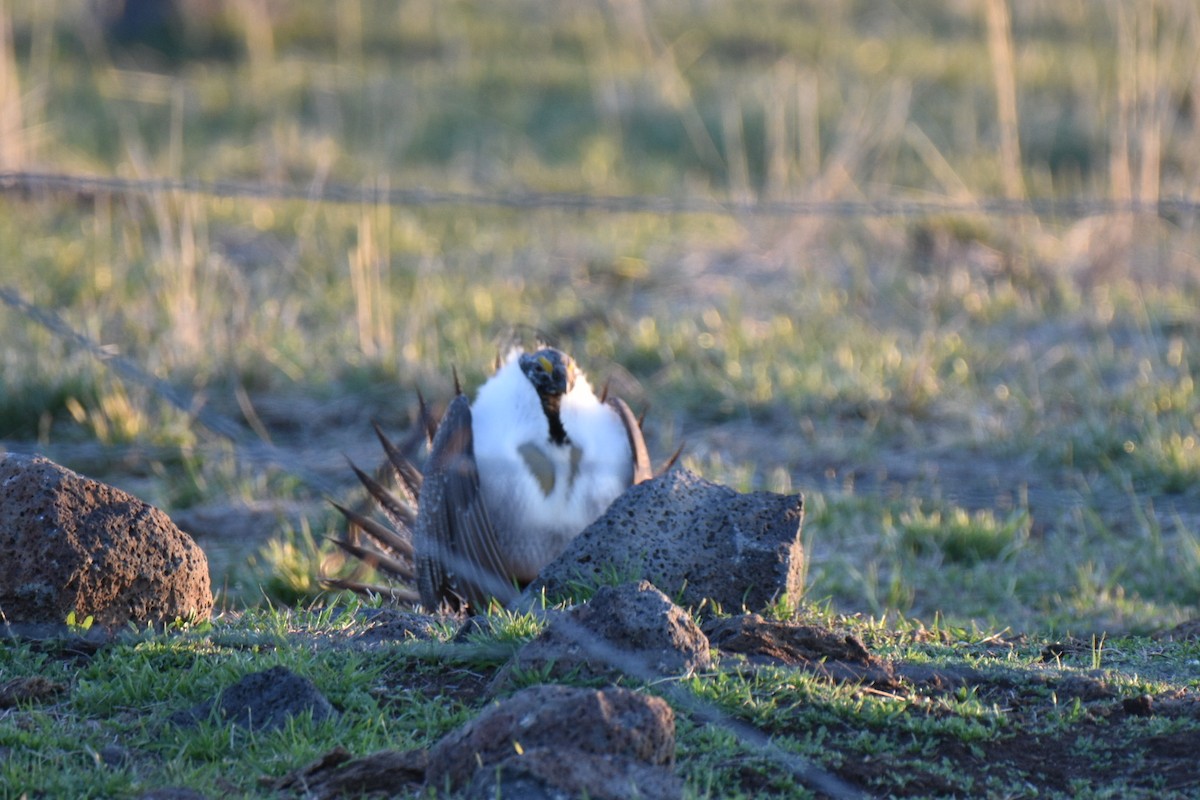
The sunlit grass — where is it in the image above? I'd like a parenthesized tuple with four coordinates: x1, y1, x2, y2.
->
(249, 518, 342, 607)
(895, 504, 1030, 565)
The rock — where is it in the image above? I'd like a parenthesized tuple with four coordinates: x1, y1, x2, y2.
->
(1122, 694, 1154, 717)
(426, 684, 675, 792)
(1155, 618, 1200, 641)
(97, 743, 131, 768)
(351, 606, 442, 645)
(525, 468, 804, 616)
(0, 453, 213, 631)
(136, 790, 207, 800)
(704, 613, 897, 688)
(172, 666, 336, 731)
(271, 747, 427, 799)
(467, 747, 684, 800)
(0, 676, 68, 708)
(495, 581, 710, 690)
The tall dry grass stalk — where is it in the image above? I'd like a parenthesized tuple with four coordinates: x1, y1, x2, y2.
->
(1108, 0, 1197, 206)
(606, 0, 724, 176)
(720, 95, 752, 204)
(983, 0, 1025, 201)
(762, 62, 821, 201)
(335, 0, 363, 64)
(349, 196, 395, 363)
(0, 0, 24, 169)
(767, 80, 912, 263)
(236, 0, 276, 78)
(1090, 0, 1198, 282)
(153, 192, 204, 361)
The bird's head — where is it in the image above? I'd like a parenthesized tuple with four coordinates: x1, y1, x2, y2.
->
(518, 348, 576, 399)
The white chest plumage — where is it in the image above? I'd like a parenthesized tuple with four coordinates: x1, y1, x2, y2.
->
(470, 352, 632, 580)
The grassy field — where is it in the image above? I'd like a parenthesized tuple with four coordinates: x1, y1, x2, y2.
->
(2, 1, 1200, 796)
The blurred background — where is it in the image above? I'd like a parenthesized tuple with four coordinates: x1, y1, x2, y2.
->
(1, 0, 1199, 632)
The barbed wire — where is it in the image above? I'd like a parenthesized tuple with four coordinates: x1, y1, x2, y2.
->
(2, 170, 1197, 220)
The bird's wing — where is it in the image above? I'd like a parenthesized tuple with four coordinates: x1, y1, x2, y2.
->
(606, 396, 653, 485)
(415, 393, 516, 612)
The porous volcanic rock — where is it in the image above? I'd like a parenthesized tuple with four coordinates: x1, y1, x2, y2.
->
(495, 581, 711, 690)
(0, 453, 212, 631)
(704, 613, 898, 687)
(426, 684, 675, 792)
(272, 747, 427, 799)
(467, 747, 684, 800)
(273, 685, 680, 800)
(172, 665, 336, 731)
(525, 468, 804, 615)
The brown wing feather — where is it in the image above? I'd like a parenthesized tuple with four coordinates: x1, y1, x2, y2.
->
(329, 501, 414, 560)
(347, 460, 417, 529)
(328, 536, 415, 581)
(415, 393, 514, 612)
(371, 420, 423, 499)
(606, 397, 653, 484)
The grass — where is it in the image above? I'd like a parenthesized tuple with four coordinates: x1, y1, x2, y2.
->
(2, 1, 1200, 795)
(6, 601, 1200, 798)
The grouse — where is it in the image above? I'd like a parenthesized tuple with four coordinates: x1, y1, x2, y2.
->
(329, 347, 653, 612)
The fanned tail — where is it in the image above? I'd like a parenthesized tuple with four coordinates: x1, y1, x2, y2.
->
(323, 416, 427, 602)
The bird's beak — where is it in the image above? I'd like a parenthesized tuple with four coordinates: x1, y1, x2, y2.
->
(538, 355, 553, 374)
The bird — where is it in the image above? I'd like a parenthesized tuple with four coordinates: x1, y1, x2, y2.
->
(327, 346, 655, 613)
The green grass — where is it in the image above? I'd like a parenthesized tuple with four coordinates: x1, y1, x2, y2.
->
(4, 602, 1200, 799)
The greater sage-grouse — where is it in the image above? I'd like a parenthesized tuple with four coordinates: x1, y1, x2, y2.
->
(329, 347, 654, 613)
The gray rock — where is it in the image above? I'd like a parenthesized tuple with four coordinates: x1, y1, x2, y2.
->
(0, 453, 213, 632)
(172, 666, 336, 731)
(270, 746, 427, 799)
(351, 606, 442, 644)
(468, 747, 684, 800)
(136, 790, 207, 800)
(704, 613, 898, 687)
(426, 684, 675, 792)
(495, 581, 710, 690)
(525, 468, 804, 615)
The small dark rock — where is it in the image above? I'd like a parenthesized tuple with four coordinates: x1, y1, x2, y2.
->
(526, 468, 804, 616)
(1040, 639, 1091, 663)
(496, 581, 710, 690)
(0, 675, 68, 707)
(352, 607, 442, 644)
(1054, 674, 1116, 702)
(705, 613, 897, 687)
(1123, 694, 1154, 717)
(1154, 618, 1200, 641)
(172, 666, 335, 731)
(98, 743, 131, 768)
